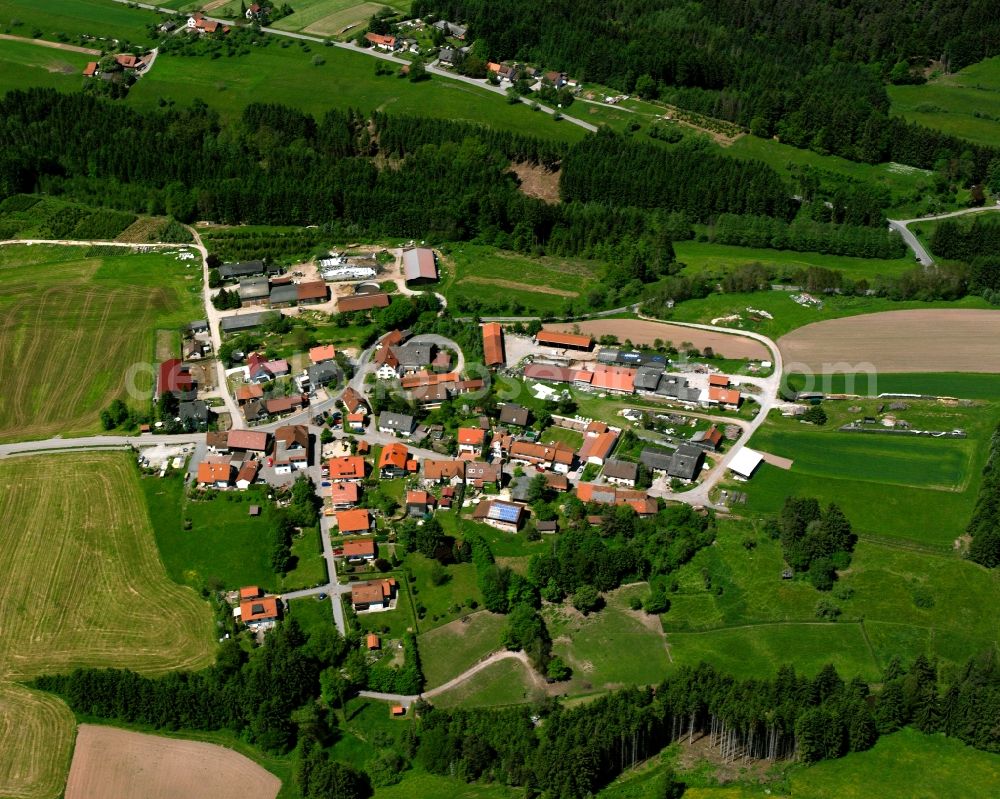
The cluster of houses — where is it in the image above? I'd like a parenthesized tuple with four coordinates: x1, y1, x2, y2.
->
(373, 330, 484, 407)
(218, 259, 328, 310)
(82, 52, 151, 79)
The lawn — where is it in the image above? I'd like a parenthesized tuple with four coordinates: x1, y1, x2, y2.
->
(439, 244, 605, 316)
(661, 290, 991, 340)
(352, 575, 418, 638)
(546, 584, 673, 694)
(673, 241, 914, 282)
(888, 56, 1000, 148)
(418, 610, 508, 687)
(266, 0, 409, 37)
(430, 657, 544, 709)
(405, 552, 483, 631)
(0, 452, 215, 799)
(0, 0, 162, 45)
(662, 518, 1000, 677)
(143, 473, 327, 593)
(0, 244, 203, 442)
(540, 426, 585, 449)
(0, 37, 91, 95)
(783, 371, 1000, 399)
(288, 595, 336, 641)
(127, 43, 586, 143)
(787, 728, 1000, 799)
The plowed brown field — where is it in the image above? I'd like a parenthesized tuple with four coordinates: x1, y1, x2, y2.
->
(778, 309, 1000, 373)
(65, 726, 280, 799)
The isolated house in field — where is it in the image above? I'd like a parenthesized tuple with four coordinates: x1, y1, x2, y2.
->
(473, 500, 526, 533)
(343, 537, 376, 563)
(328, 455, 366, 482)
(402, 248, 438, 284)
(83, 61, 98, 77)
(365, 32, 399, 51)
(336, 508, 373, 535)
(482, 322, 506, 368)
(378, 443, 409, 478)
(351, 578, 397, 611)
(238, 596, 281, 629)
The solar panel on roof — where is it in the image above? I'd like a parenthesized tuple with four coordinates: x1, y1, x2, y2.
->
(488, 503, 521, 523)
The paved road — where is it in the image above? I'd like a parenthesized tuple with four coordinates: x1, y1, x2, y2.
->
(888, 206, 1000, 266)
(112, 0, 598, 133)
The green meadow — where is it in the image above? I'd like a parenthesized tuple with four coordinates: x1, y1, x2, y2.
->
(418, 611, 508, 687)
(127, 43, 586, 142)
(784, 371, 1000, 399)
(889, 56, 1000, 148)
(0, 38, 91, 94)
(430, 657, 542, 709)
(0, 0, 161, 44)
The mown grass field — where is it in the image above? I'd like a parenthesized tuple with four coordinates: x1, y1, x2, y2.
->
(784, 371, 1000, 399)
(438, 244, 604, 315)
(546, 584, 672, 693)
(405, 552, 483, 631)
(265, 0, 409, 36)
(662, 290, 991, 339)
(742, 401, 994, 548)
(0, 244, 202, 442)
(430, 657, 544, 709)
(0, 453, 215, 799)
(127, 43, 586, 142)
(0, 37, 91, 95)
(663, 517, 1000, 677)
(0, 0, 161, 44)
(889, 56, 1000, 148)
(418, 610, 508, 687)
(142, 473, 327, 593)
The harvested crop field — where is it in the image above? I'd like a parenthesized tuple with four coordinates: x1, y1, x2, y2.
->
(65, 725, 281, 799)
(778, 309, 1000, 373)
(544, 319, 770, 360)
(0, 683, 75, 799)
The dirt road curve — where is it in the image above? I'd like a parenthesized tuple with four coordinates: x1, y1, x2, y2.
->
(66, 725, 280, 799)
(0, 33, 101, 55)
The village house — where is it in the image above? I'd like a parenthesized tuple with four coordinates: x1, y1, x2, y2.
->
(309, 345, 337, 364)
(508, 440, 575, 473)
(422, 459, 465, 486)
(236, 383, 264, 405)
(307, 360, 340, 389)
(393, 343, 434, 374)
(351, 578, 397, 611)
(179, 400, 211, 427)
(378, 442, 409, 478)
(238, 595, 281, 630)
(457, 427, 486, 456)
(157, 358, 196, 401)
(639, 445, 704, 482)
(328, 455, 366, 482)
(374, 346, 401, 379)
(206, 430, 229, 453)
(708, 386, 742, 410)
(578, 430, 619, 465)
(197, 458, 233, 488)
(482, 322, 506, 368)
(465, 460, 501, 489)
(365, 32, 400, 51)
(347, 411, 366, 432)
(576, 482, 658, 516)
(344, 537, 376, 563)
(228, 430, 271, 455)
(330, 481, 361, 509)
(473, 500, 526, 532)
(499, 403, 530, 427)
(690, 424, 724, 451)
(341, 386, 367, 415)
(406, 490, 434, 517)
(602, 458, 638, 487)
(490, 431, 514, 459)
(265, 394, 308, 417)
(273, 425, 309, 474)
(247, 353, 290, 383)
(297, 281, 329, 305)
(336, 508, 373, 535)
(378, 412, 415, 436)
(236, 460, 260, 490)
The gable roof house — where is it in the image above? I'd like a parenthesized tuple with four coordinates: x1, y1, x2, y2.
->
(341, 386, 367, 415)
(690, 424, 724, 451)
(269, 283, 300, 308)
(220, 311, 278, 334)
(457, 427, 486, 455)
(206, 430, 229, 453)
(465, 460, 501, 489)
(473, 500, 526, 533)
(578, 430, 619, 465)
(158, 358, 196, 401)
(668, 444, 705, 482)
(374, 345, 401, 379)
(482, 322, 506, 368)
(309, 345, 337, 364)
(329, 481, 360, 509)
(297, 281, 329, 305)
(336, 508, 373, 534)
(344, 538, 376, 562)
(238, 596, 281, 629)
(656, 374, 702, 404)
(351, 578, 397, 611)
(378, 443, 409, 478)
(406, 489, 434, 517)
(602, 458, 638, 487)
(535, 330, 593, 351)
(499, 403, 530, 427)
(588, 365, 636, 395)
(422, 459, 465, 486)
(576, 483, 658, 516)
(265, 394, 307, 417)
(338, 293, 390, 313)
(392, 343, 434, 374)
(197, 458, 233, 488)
(402, 248, 438, 284)
(273, 425, 309, 473)
(378, 412, 415, 437)
(328, 455, 366, 482)
(708, 386, 742, 410)
(509, 441, 575, 474)
(307, 360, 340, 388)
(236, 459, 260, 490)
(365, 32, 399, 51)
(227, 429, 271, 454)
(634, 366, 664, 393)
(179, 400, 211, 426)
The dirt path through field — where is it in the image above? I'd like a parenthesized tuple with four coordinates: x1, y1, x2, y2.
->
(0, 33, 100, 55)
(778, 309, 1000, 373)
(461, 276, 579, 296)
(65, 725, 281, 799)
(758, 450, 794, 469)
(544, 319, 770, 359)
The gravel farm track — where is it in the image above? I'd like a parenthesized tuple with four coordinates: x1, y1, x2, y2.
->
(777, 308, 1000, 373)
(65, 725, 280, 799)
(0, 452, 215, 799)
(544, 318, 772, 360)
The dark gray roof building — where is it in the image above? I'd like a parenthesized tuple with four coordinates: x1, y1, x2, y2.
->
(634, 366, 664, 392)
(392, 343, 433, 370)
(220, 312, 278, 334)
(640, 448, 674, 473)
(238, 276, 270, 302)
(602, 458, 638, 483)
(307, 361, 340, 387)
(378, 411, 416, 435)
(219, 260, 267, 280)
(187, 319, 209, 333)
(499, 403, 530, 426)
(668, 444, 705, 481)
(655, 375, 701, 403)
(179, 400, 211, 425)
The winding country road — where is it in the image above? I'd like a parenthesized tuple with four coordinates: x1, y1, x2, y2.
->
(888, 205, 1000, 266)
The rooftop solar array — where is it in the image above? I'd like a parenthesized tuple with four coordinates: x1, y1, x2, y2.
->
(489, 503, 521, 523)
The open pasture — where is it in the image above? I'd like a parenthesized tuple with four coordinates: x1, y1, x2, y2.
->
(418, 611, 508, 687)
(0, 452, 215, 799)
(65, 725, 281, 799)
(0, 37, 91, 94)
(0, 0, 161, 45)
(266, 0, 408, 37)
(778, 308, 1000, 373)
(0, 245, 201, 442)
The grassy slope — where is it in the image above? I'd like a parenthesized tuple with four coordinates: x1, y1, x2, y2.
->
(0, 452, 215, 799)
(889, 56, 1000, 148)
(430, 658, 543, 709)
(783, 371, 1000, 399)
(127, 43, 586, 141)
(418, 611, 507, 687)
(0, 38, 91, 94)
(0, 244, 202, 442)
(0, 0, 162, 43)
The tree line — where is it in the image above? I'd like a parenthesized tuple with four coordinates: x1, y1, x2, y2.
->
(966, 421, 1000, 568)
(709, 214, 907, 260)
(415, 0, 1000, 178)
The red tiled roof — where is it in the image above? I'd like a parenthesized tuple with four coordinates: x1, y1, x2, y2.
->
(240, 596, 279, 623)
(536, 330, 593, 349)
(589, 364, 636, 393)
(265, 395, 305, 414)
(158, 358, 193, 394)
(380, 330, 404, 347)
(423, 459, 464, 481)
(344, 538, 376, 558)
(330, 481, 360, 504)
(351, 578, 395, 605)
(198, 461, 232, 484)
(228, 430, 270, 451)
(522, 363, 580, 383)
(341, 386, 365, 413)
(83, 61, 98, 76)
(482, 322, 505, 366)
(309, 345, 336, 364)
(236, 460, 259, 485)
(236, 384, 264, 401)
(579, 430, 618, 463)
(406, 490, 431, 505)
(709, 374, 730, 388)
(338, 293, 390, 312)
(510, 440, 574, 466)
(328, 456, 365, 480)
(400, 371, 459, 389)
(365, 32, 396, 46)
(457, 427, 486, 446)
(378, 443, 408, 470)
(709, 387, 741, 406)
(239, 586, 261, 600)
(336, 508, 372, 533)
(297, 281, 328, 301)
